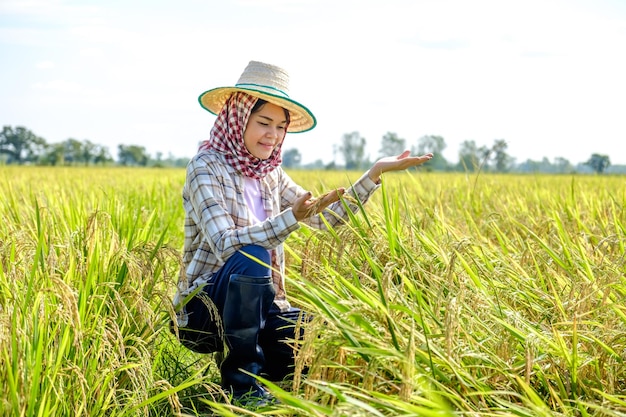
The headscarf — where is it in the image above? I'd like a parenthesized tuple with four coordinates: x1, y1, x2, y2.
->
(197, 91, 288, 179)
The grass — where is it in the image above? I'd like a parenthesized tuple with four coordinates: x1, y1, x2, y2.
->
(1, 166, 625, 416)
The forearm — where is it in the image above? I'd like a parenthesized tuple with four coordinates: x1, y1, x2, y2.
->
(304, 171, 381, 228)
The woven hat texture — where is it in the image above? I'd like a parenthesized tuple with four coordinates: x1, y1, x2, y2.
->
(198, 61, 316, 133)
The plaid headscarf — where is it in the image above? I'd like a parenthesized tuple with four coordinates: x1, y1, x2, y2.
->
(198, 92, 288, 179)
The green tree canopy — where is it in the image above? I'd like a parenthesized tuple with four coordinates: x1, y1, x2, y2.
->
(339, 131, 367, 170)
(0, 125, 46, 164)
(118, 144, 149, 166)
(378, 132, 406, 158)
(282, 148, 302, 169)
(414, 135, 448, 171)
(457, 140, 481, 172)
(491, 139, 513, 172)
(585, 153, 611, 174)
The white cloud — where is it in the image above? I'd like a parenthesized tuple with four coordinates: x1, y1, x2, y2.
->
(32, 79, 85, 92)
(35, 60, 55, 69)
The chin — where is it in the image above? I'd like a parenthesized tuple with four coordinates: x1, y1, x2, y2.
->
(256, 152, 273, 160)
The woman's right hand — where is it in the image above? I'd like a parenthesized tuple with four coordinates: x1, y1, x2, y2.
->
(292, 188, 346, 221)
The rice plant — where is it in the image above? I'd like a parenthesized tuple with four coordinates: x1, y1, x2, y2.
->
(1, 166, 625, 416)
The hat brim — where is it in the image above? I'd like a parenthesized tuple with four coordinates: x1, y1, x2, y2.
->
(198, 87, 317, 133)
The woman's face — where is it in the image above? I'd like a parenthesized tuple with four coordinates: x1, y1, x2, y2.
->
(243, 102, 288, 160)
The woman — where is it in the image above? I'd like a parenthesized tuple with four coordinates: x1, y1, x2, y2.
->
(173, 61, 432, 405)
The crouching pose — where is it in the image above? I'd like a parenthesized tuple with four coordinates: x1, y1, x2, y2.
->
(173, 60, 432, 405)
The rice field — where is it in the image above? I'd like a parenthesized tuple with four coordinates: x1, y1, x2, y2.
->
(1, 166, 625, 416)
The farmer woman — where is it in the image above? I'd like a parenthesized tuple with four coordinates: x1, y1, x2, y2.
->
(173, 60, 432, 405)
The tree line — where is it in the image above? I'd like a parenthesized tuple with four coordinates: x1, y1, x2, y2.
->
(283, 131, 617, 174)
(1, 125, 617, 174)
(0, 126, 188, 167)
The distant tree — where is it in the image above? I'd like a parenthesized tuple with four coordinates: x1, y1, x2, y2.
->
(302, 159, 325, 170)
(29, 139, 49, 163)
(89, 144, 112, 165)
(553, 157, 573, 173)
(39, 139, 112, 166)
(63, 138, 84, 164)
(339, 131, 367, 170)
(152, 151, 165, 167)
(378, 132, 406, 158)
(539, 157, 553, 172)
(517, 157, 553, 173)
(80, 140, 98, 165)
(118, 144, 149, 166)
(517, 158, 539, 173)
(491, 139, 513, 172)
(40, 143, 65, 166)
(457, 140, 481, 172)
(585, 153, 610, 174)
(0, 125, 46, 164)
(96, 145, 112, 165)
(281, 148, 302, 169)
(414, 134, 448, 171)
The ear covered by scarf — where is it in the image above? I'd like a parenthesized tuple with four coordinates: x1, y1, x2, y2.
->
(197, 92, 288, 179)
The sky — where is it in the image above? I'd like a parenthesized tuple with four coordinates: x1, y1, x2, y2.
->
(1, 0, 626, 166)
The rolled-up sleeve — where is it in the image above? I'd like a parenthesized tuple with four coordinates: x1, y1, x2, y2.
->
(300, 171, 381, 230)
(184, 154, 300, 267)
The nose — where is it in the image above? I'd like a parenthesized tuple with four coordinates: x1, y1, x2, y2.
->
(266, 126, 280, 140)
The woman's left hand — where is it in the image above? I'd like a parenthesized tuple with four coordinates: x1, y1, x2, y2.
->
(368, 151, 433, 183)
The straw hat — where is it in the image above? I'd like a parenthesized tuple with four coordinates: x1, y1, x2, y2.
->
(198, 61, 317, 133)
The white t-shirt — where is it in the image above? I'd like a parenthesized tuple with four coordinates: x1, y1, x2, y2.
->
(243, 176, 268, 223)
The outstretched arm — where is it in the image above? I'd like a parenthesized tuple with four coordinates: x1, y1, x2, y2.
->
(367, 150, 433, 183)
(288, 151, 433, 223)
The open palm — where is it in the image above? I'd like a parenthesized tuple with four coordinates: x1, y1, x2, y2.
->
(369, 151, 433, 182)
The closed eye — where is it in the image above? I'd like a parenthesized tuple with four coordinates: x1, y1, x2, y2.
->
(258, 115, 288, 125)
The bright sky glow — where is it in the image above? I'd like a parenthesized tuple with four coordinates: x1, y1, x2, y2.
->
(1, 0, 625, 165)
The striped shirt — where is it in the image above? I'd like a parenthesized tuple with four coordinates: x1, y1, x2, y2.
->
(175, 149, 380, 315)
